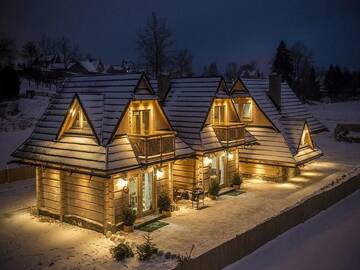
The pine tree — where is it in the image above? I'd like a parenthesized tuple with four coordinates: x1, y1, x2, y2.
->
(271, 40, 294, 83)
(21, 41, 38, 68)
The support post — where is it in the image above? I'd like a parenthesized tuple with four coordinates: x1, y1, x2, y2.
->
(35, 167, 42, 214)
(59, 170, 65, 221)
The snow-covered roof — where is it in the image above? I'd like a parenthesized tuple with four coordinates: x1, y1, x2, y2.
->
(12, 73, 194, 175)
(233, 78, 324, 166)
(240, 79, 327, 133)
(163, 77, 252, 152)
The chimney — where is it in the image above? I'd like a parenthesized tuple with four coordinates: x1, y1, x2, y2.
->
(268, 73, 282, 110)
(157, 75, 171, 103)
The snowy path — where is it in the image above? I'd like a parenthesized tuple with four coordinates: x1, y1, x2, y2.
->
(224, 190, 360, 270)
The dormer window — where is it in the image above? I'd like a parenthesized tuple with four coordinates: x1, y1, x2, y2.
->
(242, 102, 252, 120)
(299, 125, 314, 149)
(132, 109, 150, 134)
(213, 105, 225, 125)
(57, 97, 94, 139)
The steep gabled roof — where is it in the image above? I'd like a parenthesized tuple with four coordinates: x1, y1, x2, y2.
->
(229, 79, 250, 98)
(241, 78, 327, 133)
(12, 73, 194, 175)
(163, 77, 230, 151)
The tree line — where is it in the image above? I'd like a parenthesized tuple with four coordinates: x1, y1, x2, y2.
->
(271, 40, 360, 101)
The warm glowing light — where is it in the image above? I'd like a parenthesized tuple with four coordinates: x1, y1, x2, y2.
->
(116, 178, 128, 190)
(227, 152, 234, 160)
(156, 168, 164, 178)
(203, 157, 212, 167)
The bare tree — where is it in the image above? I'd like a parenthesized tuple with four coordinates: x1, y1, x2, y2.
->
(0, 34, 16, 67)
(202, 62, 220, 76)
(56, 36, 80, 68)
(21, 41, 38, 67)
(225, 62, 238, 81)
(137, 12, 173, 77)
(290, 42, 313, 79)
(172, 49, 193, 77)
(38, 34, 56, 59)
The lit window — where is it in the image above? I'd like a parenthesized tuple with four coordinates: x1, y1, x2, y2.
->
(132, 110, 150, 134)
(213, 105, 225, 125)
(242, 102, 252, 120)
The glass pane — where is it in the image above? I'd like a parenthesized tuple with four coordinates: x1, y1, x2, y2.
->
(132, 111, 141, 134)
(242, 103, 252, 119)
(128, 177, 138, 212)
(142, 173, 153, 212)
(142, 110, 150, 134)
(214, 106, 225, 125)
(219, 156, 225, 185)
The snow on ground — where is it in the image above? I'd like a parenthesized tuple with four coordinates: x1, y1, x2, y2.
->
(0, 101, 359, 269)
(224, 190, 360, 270)
(0, 96, 49, 168)
(308, 101, 360, 167)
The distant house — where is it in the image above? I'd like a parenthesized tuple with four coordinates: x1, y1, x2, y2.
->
(107, 60, 136, 74)
(68, 59, 105, 74)
(12, 73, 326, 233)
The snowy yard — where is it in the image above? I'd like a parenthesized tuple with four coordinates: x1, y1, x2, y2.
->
(0, 101, 359, 269)
(224, 189, 360, 270)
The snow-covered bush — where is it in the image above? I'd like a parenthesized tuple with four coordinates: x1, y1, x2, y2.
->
(111, 243, 134, 261)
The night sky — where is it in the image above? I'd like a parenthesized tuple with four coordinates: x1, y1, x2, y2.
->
(1, 0, 359, 73)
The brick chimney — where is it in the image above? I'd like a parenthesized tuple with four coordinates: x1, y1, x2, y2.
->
(268, 73, 282, 110)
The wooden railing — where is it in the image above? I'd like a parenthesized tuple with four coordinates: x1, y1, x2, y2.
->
(128, 131, 176, 163)
(212, 123, 245, 146)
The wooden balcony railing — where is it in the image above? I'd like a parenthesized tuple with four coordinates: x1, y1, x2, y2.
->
(128, 131, 175, 163)
(212, 123, 245, 146)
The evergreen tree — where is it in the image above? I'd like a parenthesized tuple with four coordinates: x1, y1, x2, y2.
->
(225, 62, 238, 81)
(0, 66, 20, 99)
(271, 40, 294, 83)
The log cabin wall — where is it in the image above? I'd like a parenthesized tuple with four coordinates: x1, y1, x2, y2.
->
(173, 159, 196, 191)
(238, 162, 299, 182)
(36, 167, 108, 231)
(63, 172, 106, 226)
(37, 167, 61, 214)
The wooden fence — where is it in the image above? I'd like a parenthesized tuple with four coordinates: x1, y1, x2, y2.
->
(176, 174, 360, 270)
(0, 166, 35, 184)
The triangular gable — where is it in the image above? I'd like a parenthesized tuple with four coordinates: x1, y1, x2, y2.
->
(215, 78, 229, 98)
(230, 79, 249, 96)
(56, 94, 101, 144)
(134, 73, 155, 95)
(297, 122, 315, 152)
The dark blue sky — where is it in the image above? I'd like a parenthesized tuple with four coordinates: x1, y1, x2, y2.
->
(1, 0, 359, 73)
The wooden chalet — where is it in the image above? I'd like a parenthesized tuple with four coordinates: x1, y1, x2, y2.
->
(163, 77, 255, 192)
(230, 74, 325, 181)
(12, 73, 194, 232)
(11, 73, 326, 233)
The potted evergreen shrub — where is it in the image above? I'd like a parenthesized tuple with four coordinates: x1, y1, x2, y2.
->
(208, 180, 220, 200)
(122, 207, 137, 232)
(232, 173, 242, 190)
(158, 192, 172, 217)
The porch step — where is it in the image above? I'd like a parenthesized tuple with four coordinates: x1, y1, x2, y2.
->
(219, 187, 236, 196)
(134, 213, 163, 229)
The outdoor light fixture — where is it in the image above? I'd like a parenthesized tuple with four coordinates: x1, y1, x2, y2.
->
(203, 157, 212, 166)
(227, 152, 234, 160)
(156, 168, 164, 178)
(116, 178, 128, 191)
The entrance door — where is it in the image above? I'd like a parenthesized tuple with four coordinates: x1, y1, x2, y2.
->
(141, 172, 154, 215)
(219, 155, 225, 186)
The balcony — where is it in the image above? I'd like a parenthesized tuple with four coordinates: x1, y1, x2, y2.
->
(212, 122, 245, 146)
(128, 131, 176, 163)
